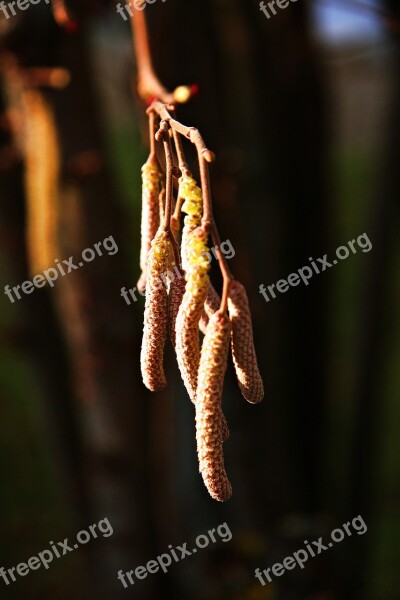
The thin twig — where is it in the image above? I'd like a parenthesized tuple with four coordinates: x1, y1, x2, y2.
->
(157, 122, 181, 267)
(209, 220, 233, 314)
(130, 8, 199, 104)
(148, 110, 158, 162)
(170, 126, 191, 234)
(197, 154, 232, 313)
(154, 102, 232, 311)
(149, 101, 215, 164)
(171, 125, 191, 178)
(130, 9, 173, 103)
(171, 195, 184, 228)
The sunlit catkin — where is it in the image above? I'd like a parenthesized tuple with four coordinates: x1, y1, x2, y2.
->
(141, 230, 170, 391)
(176, 266, 209, 400)
(23, 89, 60, 277)
(138, 158, 162, 289)
(168, 272, 186, 348)
(196, 311, 232, 502)
(176, 225, 209, 400)
(179, 176, 203, 272)
(228, 280, 264, 404)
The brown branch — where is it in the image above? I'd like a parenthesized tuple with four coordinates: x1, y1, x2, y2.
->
(130, 8, 198, 105)
(130, 8, 173, 103)
(148, 101, 215, 163)
(209, 220, 233, 315)
(131, 12, 232, 311)
(170, 124, 191, 234)
(197, 154, 233, 314)
(156, 121, 180, 267)
(148, 110, 157, 162)
(172, 127, 191, 178)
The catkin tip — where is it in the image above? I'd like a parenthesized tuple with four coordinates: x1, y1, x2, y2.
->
(196, 311, 232, 501)
(228, 280, 264, 404)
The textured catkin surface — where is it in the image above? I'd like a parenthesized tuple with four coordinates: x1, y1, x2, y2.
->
(23, 89, 60, 277)
(168, 274, 186, 348)
(176, 267, 209, 400)
(200, 283, 221, 334)
(228, 280, 264, 404)
(179, 176, 203, 273)
(175, 181, 208, 402)
(176, 224, 230, 441)
(196, 311, 232, 502)
(138, 159, 162, 288)
(140, 230, 170, 391)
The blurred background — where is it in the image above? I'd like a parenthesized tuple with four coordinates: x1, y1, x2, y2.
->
(0, 0, 399, 598)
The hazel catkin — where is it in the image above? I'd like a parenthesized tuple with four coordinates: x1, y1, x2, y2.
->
(179, 176, 203, 273)
(228, 280, 264, 404)
(196, 311, 232, 502)
(176, 266, 209, 400)
(140, 230, 170, 392)
(168, 272, 186, 348)
(138, 159, 162, 290)
(175, 193, 209, 401)
(176, 225, 230, 441)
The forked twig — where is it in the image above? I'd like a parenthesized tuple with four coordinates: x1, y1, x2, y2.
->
(131, 7, 232, 312)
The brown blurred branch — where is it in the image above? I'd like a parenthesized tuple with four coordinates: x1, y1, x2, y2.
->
(129, 7, 198, 104)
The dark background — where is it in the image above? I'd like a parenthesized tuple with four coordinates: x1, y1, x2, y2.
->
(0, 0, 399, 598)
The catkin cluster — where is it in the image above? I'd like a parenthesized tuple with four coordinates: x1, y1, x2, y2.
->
(139, 151, 264, 502)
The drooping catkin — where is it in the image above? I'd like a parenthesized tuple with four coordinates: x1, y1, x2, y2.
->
(140, 230, 170, 392)
(175, 180, 208, 400)
(177, 278, 230, 440)
(176, 263, 209, 400)
(23, 89, 60, 277)
(176, 223, 230, 441)
(228, 280, 264, 404)
(196, 311, 232, 502)
(138, 158, 162, 289)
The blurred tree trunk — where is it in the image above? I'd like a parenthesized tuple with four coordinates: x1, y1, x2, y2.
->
(347, 3, 400, 598)
(1, 8, 163, 599)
